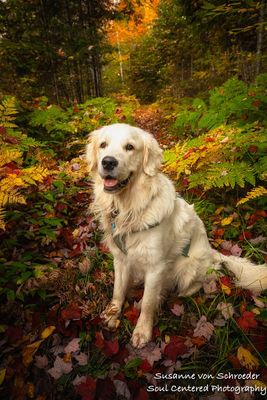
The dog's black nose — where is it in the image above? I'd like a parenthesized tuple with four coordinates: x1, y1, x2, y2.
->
(101, 156, 118, 171)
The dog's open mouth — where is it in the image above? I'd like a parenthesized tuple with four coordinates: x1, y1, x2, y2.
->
(104, 173, 132, 192)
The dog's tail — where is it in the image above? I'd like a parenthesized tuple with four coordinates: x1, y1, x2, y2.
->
(213, 250, 267, 292)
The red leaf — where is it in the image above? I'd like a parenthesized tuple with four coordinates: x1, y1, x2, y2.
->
(103, 339, 119, 357)
(239, 231, 253, 241)
(124, 306, 140, 326)
(139, 359, 152, 373)
(61, 228, 74, 248)
(183, 149, 194, 160)
(219, 276, 233, 288)
(4, 136, 19, 144)
(213, 228, 225, 238)
(94, 331, 105, 349)
(228, 354, 242, 369)
(70, 243, 83, 257)
(204, 137, 215, 142)
(252, 100, 261, 107)
(164, 336, 188, 361)
(76, 377, 96, 400)
(236, 311, 258, 331)
(61, 303, 82, 321)
(248, 145, 258, 153)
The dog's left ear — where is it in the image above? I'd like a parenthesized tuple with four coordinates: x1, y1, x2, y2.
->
(139, 129, 163, 176)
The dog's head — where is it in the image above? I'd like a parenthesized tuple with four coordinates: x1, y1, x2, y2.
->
(86, 123, 162, 193)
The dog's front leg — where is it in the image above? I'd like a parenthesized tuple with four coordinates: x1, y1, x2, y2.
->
(131, 269, 163, 348)
(101, 257, 129, 330)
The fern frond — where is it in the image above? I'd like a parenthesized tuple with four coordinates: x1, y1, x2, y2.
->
(189, 162, 255, 190)
(0, 208, 5, 230)
(20, 166, 52, 184)
(0, 97, 18, 128)
(237, 186, 267, 206)
(0, 189, 26, 207)
(0, 149, 22, 168)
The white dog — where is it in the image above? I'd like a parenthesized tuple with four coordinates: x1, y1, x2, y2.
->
(86, 123, 267, 348)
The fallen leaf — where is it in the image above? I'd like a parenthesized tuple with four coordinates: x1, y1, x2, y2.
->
(203, 278, 218, 294)
(217, 302, 234, 319)
(113, 380, 131, 400)
(61, 303, 82, 320)
(164, 336, 188, 361)
(171, 304, 184, 316)
(40, 325, 56, 339)
(22, 340, 43, 367)
(237, 346, 259, 369)
(73, 375, 87, 386)
(104, 339, 119, 357)
(124, 306, 140, 326)
(75, 377, 96, 400)
(48, 356, 73, 379)
(193, 316, 214, 340)
(64, 338, 80, 353)
(74, 352, 88, 366)
(26, 382, 35, 399)
(221, 215, 234, 226)
(237, 311, 258, 331)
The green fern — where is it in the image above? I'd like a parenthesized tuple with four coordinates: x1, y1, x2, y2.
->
(0, 97, 18, 128)
(188, 162, 256, 190)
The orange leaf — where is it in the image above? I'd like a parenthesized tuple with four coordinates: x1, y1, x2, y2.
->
(22, 340, 43, 366)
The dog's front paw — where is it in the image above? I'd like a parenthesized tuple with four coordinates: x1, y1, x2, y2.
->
(131, 325, 152, 348)
(100, 302, 120, 330)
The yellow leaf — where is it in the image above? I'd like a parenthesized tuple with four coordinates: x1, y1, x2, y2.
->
(221, 215, 234, 226)
(164, 335, 170, 344)
(0, 369, 6, 385)
(40, 325, 56, 339)
(215, 206, 224, 215)
(237, 346, 259, 369)
(22, 340, 43, 366)
(246, 379, 267, 388)
(221, 283, 231, 295)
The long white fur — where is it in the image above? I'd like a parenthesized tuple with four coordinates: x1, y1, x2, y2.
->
(86, 123, 267, 348)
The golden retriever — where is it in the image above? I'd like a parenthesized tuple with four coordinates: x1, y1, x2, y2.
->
(86, 123, 267, 348)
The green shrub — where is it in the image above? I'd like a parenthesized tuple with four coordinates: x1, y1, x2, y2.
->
(172, 74, 267, 136)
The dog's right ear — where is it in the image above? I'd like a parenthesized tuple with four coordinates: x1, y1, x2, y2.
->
(85, 129, 99, 172)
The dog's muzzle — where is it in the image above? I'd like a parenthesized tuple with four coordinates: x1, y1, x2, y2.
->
(103, 172, 133, 193)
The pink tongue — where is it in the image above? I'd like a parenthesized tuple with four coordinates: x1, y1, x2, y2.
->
(104, 178, 118, 188)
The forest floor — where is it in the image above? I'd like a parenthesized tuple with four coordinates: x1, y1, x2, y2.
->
(1, 100, 267, 400)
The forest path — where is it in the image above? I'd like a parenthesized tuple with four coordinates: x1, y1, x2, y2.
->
(133, 104, 176, 147)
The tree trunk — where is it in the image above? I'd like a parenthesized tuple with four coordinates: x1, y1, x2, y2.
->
(255, 0, 265, 76)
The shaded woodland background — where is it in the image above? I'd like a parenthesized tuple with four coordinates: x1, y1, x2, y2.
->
(0, 1, 267, 400)
(1, 0, 266, 103)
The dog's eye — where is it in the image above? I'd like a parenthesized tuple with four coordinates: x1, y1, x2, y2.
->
(125, 143, 134, 151)
(100, 142, 107, 149)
